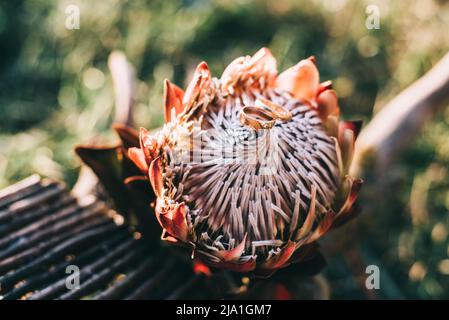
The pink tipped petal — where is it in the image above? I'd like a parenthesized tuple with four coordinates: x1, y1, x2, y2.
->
(249, 47, 277, 75)
(171, 81, 185, 101)
(139, 127, 149, 147)
(221, 48, 277, 94)
(140, 127, 161, 161)
(182, 75, 201, 107)
(304, 210, 335, 244)
(216, 234, 247, 262)
(171, 203, 188, 230)
(221, 56, 246, 82)
(182, 61, 210, 107)
(164, 79, 184, 123)
(316, 89, 340, 121)
(149, 157, 163, 197)
(261, 241, 296, 271)
(317, 80, 333, 95)
(139, 127, 152, 159)
(159, 202, 189, 242)
(277, 57, 319, 101)
(307, 56, 316, 64)
(333, 177, 363, 228)
(128, 147, 149, 173)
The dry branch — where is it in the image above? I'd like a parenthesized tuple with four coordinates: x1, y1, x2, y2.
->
(72, 51, 136, 199)
(351, 52, 449, 176)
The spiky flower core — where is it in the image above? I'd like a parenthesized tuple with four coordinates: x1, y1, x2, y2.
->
(129, 48, 362, 275)
(163, 87, 340, 258)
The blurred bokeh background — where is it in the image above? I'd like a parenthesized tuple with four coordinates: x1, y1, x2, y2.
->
(1, 0, 449, 299)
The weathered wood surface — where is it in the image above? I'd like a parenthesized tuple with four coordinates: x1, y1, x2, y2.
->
(0, 176, 205, 300)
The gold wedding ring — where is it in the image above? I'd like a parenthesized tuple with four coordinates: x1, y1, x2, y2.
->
(240, 98, 292, 130)
(240, 106, 276, 130)
(255, 97, 292, 121)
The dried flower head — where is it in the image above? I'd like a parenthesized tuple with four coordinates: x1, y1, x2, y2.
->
(128, 48, 362, 276)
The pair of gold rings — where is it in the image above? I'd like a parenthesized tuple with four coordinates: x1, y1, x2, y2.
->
(239, 97, 292, 130)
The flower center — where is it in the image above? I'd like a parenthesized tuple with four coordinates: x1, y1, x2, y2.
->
(166, 86, 340, 256)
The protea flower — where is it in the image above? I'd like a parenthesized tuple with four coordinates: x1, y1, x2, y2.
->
(127, 48, 362, 276)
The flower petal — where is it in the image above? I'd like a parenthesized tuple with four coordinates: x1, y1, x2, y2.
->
(164, 79, 184, 123)
(112, 123, 139, 149)
(221, 48, 277, 94)
(221, 56, 246, 84)
(333, 177, 363, 228)
(248, 47, 277, 76)
(304, 210, 335, 244)
(139, 127, 152, 159)
(128, 147, 149, 173)
(276, 56, 319, 102)
(216, 234, 247, 262)
(159, 202, 189, 242)
(260, 241, 297, 271)
(316, 89, 340, 121)
(317, 80, 333, 95)
(182, 61, 211, 107)
(148, 157, 163, 197)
